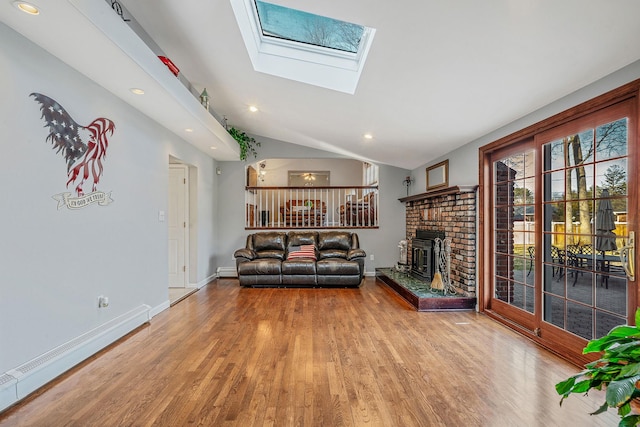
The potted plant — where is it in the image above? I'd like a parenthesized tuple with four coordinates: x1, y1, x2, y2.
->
(228, 126, 260, 161)
(556, 308, 640, 426)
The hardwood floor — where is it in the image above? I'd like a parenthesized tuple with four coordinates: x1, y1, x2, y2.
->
(0, 278, 619, 426)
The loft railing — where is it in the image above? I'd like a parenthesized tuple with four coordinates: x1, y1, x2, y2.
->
(245, 186, 379, 229)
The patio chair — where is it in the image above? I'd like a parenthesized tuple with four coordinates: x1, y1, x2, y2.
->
(527, 246, 535, 276)
(551, 246, 565, 279)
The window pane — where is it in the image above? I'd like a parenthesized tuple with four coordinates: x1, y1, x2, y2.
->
(544, 268, 565, 296)
(545, 139, 565, 171)
(502, 154, 526, 179)
(495, 182, 512, 205)
(544, 294, 565, 328)
(596, 159, 627, 197)
(544, 202, 564, 231)
(524, 151, 536, 177)
(567, 130, 594, 167)
(525, 285, 534, 313)
(595, 118, 627, 161)
(513, 179, 527, 205)
(495, 277, 511, 302)
(544, 170, 564, 201)
(566, 302, 592, 339)
(511, 282, 525, 309)
(567, 164, 594, 198)
(255, 0, 365, 53)
(595, 276, 626, 316)
(595, 311, 625, 339)
(567, 271, 593, 305)
(566, 201, 594, 238)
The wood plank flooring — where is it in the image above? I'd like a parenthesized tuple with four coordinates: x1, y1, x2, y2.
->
(0, 278, 619, 426)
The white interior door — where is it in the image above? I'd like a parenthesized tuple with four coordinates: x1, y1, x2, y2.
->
(168, 165, 188, 287)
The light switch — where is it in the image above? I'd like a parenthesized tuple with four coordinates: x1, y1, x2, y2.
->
(159, 210, 165, 222)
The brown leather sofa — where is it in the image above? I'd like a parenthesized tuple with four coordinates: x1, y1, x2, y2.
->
(234, 231, 366, 287)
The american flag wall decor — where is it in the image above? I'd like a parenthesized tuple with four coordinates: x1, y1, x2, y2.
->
(31, 93, 116, 210)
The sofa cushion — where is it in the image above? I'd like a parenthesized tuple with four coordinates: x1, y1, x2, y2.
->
(316, 258, 360, 275)
(287, 231, 319, 248)
(237, 258, 282, 275)
(257, 250, 286, 260)
(282, 258, 317, 275)
(253, 232, 287, 252)
(318, 249, 348, 260)
(318, 231, 351, 251)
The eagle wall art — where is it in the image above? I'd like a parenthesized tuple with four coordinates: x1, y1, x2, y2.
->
(31, 93, 116, 199)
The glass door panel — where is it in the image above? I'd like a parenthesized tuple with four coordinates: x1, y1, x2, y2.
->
(541, 116, 630, 340)
(493, 149, 536, 315)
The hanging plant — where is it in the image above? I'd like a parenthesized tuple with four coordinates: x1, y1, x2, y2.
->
(227, 126, 260, 161)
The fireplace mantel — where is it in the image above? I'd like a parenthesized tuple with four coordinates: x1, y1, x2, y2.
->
(398, 185, 478, 203)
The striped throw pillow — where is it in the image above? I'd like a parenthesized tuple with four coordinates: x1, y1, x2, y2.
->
(287, 244, 317, 260)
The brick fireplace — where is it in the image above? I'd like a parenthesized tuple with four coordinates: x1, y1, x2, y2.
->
(400, 186, 478, 297)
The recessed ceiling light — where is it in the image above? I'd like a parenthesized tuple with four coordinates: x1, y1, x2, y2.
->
(364, 133, 373, 140)
(249, 105, 259, 113)
(13, 1, 39, 15)
(185, 128, 193, 133)
(210, 146, 218, 150)
(129, 88, 145, 95)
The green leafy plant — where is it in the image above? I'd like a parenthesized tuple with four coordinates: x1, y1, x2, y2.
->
(228, 126, 260, 161)
(556, 308, 640, 426)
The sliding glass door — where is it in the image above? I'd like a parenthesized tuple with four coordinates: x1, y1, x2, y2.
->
(487, 99, 637, 359)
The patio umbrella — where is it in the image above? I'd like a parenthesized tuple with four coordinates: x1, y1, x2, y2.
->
(595, 189, 618, 253)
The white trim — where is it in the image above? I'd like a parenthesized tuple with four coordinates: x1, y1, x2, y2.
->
(196, 274, 217, 288)
(364, 270, 376, 277)
(149, 300, 170, 318)
(0, 305, 150, 412)
(217, 267, 239, 278)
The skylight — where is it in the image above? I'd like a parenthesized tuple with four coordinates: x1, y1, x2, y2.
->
(230, 0, 376, 94)
(254, 1, 364, 54)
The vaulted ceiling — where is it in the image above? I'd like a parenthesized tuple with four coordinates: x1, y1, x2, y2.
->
(4, 1, 640, 169)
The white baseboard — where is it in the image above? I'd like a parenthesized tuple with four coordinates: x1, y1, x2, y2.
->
(216, 267, 238, 278)
(0, 374, 17, 414)
(196, 274, 217, 288)
(364, 271, 376, 277)
(0, 304, 150, 412)
(149, 300, 170, 318)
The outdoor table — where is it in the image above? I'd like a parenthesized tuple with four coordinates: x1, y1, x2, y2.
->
(571, 253, 620, 288)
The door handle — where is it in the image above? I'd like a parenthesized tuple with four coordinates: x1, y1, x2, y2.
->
(620, 231, 635, 282)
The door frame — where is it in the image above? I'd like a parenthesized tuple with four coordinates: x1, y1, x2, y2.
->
(479, 80, 640, 365)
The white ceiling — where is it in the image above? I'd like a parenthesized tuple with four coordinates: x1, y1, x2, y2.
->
(4, 0, 640, 169)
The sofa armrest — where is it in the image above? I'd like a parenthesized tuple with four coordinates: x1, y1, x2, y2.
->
(234, 248, 256, 260)
(347, 248, 366, 260)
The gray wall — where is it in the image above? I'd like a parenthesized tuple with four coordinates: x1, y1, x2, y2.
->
(0, 23, 220, 373)
(250, 158, 363, 187)
(410, 59, 640, 189)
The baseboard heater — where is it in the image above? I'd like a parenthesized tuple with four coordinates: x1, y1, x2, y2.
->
(0, 304, 150, 412)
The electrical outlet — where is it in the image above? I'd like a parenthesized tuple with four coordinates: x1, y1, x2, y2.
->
(370, 254, 375, 261)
